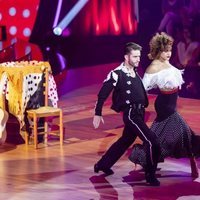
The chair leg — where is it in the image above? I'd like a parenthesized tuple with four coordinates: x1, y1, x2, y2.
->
(60, 111, 63, 146)
(25, 131, 29, 145)
(44, 119, 48, 145)
(33, 114, 38, 149)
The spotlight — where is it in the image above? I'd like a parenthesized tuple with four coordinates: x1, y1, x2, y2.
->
(53, 27, 62, 36)
(53, 0, 89, 36)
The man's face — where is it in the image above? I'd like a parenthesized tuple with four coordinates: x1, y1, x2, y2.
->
(125, 50, 141, 68)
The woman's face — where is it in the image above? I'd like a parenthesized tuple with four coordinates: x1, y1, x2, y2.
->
(159, 46, 172, 61)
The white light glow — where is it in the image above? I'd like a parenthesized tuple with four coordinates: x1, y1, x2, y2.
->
(53, 0, 89, 35)
(53, 0, 63, 27)
(53, 27, 62, 36)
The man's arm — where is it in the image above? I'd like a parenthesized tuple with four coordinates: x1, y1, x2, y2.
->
(93, 71, 118, 129)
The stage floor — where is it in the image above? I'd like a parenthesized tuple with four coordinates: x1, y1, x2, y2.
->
(1, 63, 200, 200)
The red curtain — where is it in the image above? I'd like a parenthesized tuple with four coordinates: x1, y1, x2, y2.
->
(79, 0, 137, 36)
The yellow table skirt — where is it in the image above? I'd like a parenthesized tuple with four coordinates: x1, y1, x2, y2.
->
(0, 61, 52, 125)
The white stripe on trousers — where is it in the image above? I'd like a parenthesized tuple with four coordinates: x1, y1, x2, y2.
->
(128, 107, 154, 165)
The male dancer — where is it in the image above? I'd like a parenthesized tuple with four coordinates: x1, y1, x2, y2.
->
(93, 42, 161, 186)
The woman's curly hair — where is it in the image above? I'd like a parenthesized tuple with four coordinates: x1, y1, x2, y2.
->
(148, 32, 174, 60)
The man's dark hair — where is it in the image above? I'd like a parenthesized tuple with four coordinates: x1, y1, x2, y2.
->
(124, 42, 142, 55)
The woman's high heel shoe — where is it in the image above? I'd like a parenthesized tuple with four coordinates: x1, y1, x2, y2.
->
(190, 157, 199, 178)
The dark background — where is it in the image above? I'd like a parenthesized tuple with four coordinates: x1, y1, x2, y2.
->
(30, 0, 162, 73)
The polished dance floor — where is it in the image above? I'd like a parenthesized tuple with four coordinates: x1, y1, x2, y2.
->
(1, 63, 200, 200)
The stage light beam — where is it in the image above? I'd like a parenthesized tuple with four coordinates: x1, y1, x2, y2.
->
(53, 0, 89, 36)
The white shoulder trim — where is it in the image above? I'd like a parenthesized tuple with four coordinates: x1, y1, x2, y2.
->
(103, 70, 119, 86)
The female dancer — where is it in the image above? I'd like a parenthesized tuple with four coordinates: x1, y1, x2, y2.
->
(129, 32, 199, 178)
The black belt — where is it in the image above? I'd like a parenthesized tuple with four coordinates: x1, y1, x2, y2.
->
(130, 103, 145, 109)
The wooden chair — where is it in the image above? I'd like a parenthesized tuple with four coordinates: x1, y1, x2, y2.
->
(26, 66, 63, 149)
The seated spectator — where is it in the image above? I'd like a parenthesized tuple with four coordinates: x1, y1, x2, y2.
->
(174, 26, 200, 98)
(180, 0, 200, 28)
(187, 0, 200, 42)
(158, 0, 185, 37)
(176, 26, 200, 68)
(187, 0, 200, 19)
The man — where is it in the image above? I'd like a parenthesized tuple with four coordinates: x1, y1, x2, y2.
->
(93, 42, 161, 186)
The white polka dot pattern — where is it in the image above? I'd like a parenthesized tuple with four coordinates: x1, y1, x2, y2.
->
(2, 73, 58, 114)
(22, 73, 58, 109)
(129, 112, 200, 168)
(0, 1, 39, 40)
(48, 74, 58, 107)
(22, 73, 42, 110)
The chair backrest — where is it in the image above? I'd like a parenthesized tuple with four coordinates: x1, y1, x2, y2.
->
(0, 72, 7, 110)
(25, 65, 50, 110)
(43, 66, 49, 107)
(0, 43, 16, 63)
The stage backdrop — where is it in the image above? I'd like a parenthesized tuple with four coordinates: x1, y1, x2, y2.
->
(0, 0, 39, 41)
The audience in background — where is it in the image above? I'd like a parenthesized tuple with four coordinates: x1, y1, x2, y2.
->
(174, 26, 200, 98)
(187, 0, 200, 19)
(157, 0, 200, 99)
(158, 0, 185, 38)
(175, 26, 200, 68)
(185, 0, 200, 42)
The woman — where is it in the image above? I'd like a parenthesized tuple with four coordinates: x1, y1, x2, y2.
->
(175, 26, 200, 98)
(158, 0, 185, 37)
(129, 32, 199, 178)
(176, 26, 200, 68)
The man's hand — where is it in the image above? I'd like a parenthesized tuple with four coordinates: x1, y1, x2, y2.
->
(93, 115, 104, 129)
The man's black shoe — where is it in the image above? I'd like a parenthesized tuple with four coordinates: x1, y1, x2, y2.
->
(94, 163, 114, 175)
(145, 173, 160, 186)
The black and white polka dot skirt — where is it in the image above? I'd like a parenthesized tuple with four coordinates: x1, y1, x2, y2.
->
(129, 111, 200, 168)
